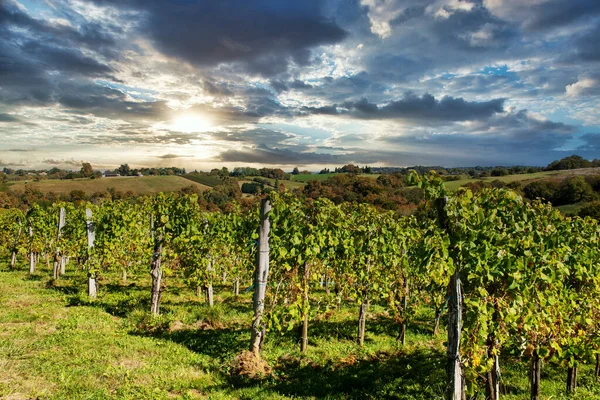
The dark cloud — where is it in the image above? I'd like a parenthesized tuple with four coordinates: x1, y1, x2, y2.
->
(58, 83, 170, 121)
(519, 0, 600, 31)
(218, 144, 345, 165)
(0, 42, 55, 105)
(0, 1, 118, 108)
(390, 5, 426, 26)
(270, 79, 314, 93)
(569, 26, 600, 62)
(0, 113, 21, 122)
(376, 109, 578, 166)
(42, 158, 84, 166)
(0, 159, 29, 167)
(0, 0, 120, 54)
(20, 40, 113, 76)
(90, 0, 347, 76)
(202, 80, 234, 97)
(208, 128, 293, 147)
(157, 154, 193, 159)
(577, 133, 600, 151)
(304, 92, 505, 122)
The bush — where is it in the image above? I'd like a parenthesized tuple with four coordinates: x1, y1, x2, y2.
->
(578, 201, 600, 219)
(241, 182, 262, 194)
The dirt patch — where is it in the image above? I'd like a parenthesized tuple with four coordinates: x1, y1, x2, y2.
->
(3, 393, 29, 400)
(168, 320, 184, 333)
(230, 350, 272, 380)
(115, 358, 145, 370)
(193, 319, 225, 330)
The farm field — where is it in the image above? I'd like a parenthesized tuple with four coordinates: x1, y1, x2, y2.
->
(442, 167, 600, 191)
(290, 173, 380, 183)
(245, 176, 305, 190)
(1, 263, 599, 400)
(4, 176, 210, 195)
(182, 173, 226, 188)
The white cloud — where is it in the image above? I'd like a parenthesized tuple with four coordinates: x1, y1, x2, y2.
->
(483, 0, 550, 22)
(565, 74, 600, 97)
(360, 0, 404, 38)
(426, 0, 476, 19)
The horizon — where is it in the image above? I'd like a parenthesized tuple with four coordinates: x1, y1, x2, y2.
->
(1, 0, 599, 170)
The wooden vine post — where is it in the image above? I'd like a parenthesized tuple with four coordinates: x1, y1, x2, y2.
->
(52, 207, 66, 280)
(205, 259, 214, 307)
(86, 208, 97, 298)
(28, 224, 35, 274)
(250, 198, 271, 358)
(399, 276, 408, 345)
(301, 261, 309, 352)
(10, 219, 22, 269)
(436, 197, 465, 400)
(150, 233, 163, 316)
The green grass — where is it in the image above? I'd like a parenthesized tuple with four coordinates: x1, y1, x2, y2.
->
(245, 177, 305, 190)
(182, 174, 226, 188)
(1, 262, 599, 399)
(442, 171, 560, 191)
(443, 168, 600, 192)
(5, 176, 210, 195)
(556, 202, 587, 216)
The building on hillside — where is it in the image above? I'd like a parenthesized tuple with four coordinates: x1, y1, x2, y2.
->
(102, 172, 120, 178)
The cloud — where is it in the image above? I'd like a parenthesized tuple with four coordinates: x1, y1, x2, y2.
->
(565, 73, 600, 97)
(20, 40, 113, 76)
(304, 92, 505, 122)
(0, 113, 21, 122)
(360, 0, 407, 38)
(569, 25, 600, 62)
(89, 0, 347, 77)
(577, 133, 600, 151)
(483, 0, 600, 31)
(217, 144, 347, 165)
(156, 154, 193, 159)
(42, 158, 85, 166)
(57, 83, 171, 121)
(0, 159, 30, 167)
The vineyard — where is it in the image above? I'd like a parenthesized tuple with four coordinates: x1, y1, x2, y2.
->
(1, 172, 600, 399)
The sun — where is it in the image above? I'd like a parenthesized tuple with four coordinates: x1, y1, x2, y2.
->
(170, 114, 213, 133)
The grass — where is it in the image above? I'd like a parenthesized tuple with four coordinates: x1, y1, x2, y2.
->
(442, 171, 561, 191)
(245, 177, 305, 190)
(1, 262, 600, 399)
(443, 168, 600, 192)
(556, 202, 587, 216)
(182, 174, 227, 188)
(4, 176, 210, 195)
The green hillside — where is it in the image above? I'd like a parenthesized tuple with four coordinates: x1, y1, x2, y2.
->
(5, 176, 210, 195)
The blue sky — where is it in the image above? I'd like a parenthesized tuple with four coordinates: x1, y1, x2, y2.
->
(0, 0, 599, 170)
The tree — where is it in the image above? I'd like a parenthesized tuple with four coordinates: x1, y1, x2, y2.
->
(118, 164, 131, 176)
(340, 164, 361, 174)
(80, 163, 94, 178)
(546, 155, 592, 171)
(292, 167, 300, 175)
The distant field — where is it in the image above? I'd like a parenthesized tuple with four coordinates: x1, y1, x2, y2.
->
(245, 176, 305, 190)
(443, 168, 600, 191)
(182, 173, 224, 188)
(5, 176, 210, 195)
(291, 173, 380, 183)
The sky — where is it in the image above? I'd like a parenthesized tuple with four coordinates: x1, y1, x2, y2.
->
(0, 0, 599, 171)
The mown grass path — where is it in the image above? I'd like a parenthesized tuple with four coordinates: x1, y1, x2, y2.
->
(0, 264, 598, 399)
